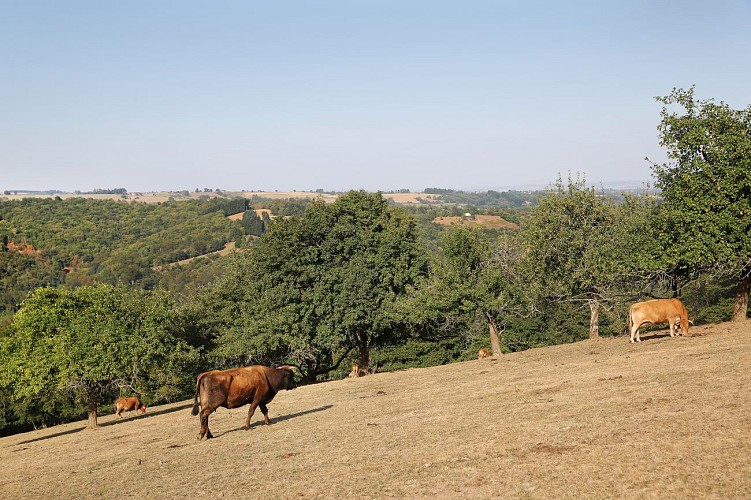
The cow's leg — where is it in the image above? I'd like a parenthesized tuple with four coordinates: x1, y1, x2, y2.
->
(245, 401, 260, 431)
(259, 404, 271, 425)
(630, 321, 640, 343)
(199, 407, 214, 440)
(668, 319, 676, 337)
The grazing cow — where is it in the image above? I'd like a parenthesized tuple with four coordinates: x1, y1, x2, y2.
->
(629, 298, 689, 343)
(478, 348, 492, 359)
(191, 365, 297, 440)
(115, 396, 146, 417)
(349, 362, 379, 377)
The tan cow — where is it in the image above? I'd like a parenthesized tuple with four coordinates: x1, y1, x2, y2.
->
(477, 348, 492, 359)
(629, 298, 689, 343)
(114, 396, 146, 417)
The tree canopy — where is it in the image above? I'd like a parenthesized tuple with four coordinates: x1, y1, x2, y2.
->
(0, 285, 199, 428)
(192, 191, 427, 380)
(521, 175, 632, 338)
(654, 87, 751, 320)
(400, 225, 528, 356)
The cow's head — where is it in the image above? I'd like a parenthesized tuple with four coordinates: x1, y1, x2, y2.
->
(278, 366, 297, 390)
(140, 404, 147, 413)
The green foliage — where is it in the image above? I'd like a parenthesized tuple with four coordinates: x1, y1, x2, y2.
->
(0, 197, 244, 312)
(242, 210, 265, 236)
(421, 189, 540, 208)
(399, 225, 530, 354)
(369, 338, 465, 372)
(196, 191, 427, 379)
(653, 87, 751, 301)
(0, 285, 199, 429)
(523, 175, 622, 299)
(247, 196, 311, 216)
(520, 174, 647, 337)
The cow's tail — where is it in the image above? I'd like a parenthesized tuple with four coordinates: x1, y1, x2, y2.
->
(627, 305, 634, 335)
(191, 374, 204, 416)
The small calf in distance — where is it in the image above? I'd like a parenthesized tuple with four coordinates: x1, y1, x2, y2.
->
(115, 396, 146, 417)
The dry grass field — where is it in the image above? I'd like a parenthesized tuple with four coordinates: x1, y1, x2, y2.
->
(2, 321, 750, 499)
(1, 191, 444, 205)
(432, 214, 520, 230)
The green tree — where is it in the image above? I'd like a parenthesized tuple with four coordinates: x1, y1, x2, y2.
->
(0, 285, 199, 429)
(522, 175, 627, 338)
(202, 191, 427, 379)
(402, 226, 528, 357)
(654, 87, 751, 321)
(242, 210, 265, 236)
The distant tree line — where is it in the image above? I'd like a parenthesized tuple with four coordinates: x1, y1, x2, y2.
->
(423, 189, 541, 208)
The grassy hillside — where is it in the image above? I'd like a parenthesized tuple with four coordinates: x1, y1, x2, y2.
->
(2, 322, 749, 498)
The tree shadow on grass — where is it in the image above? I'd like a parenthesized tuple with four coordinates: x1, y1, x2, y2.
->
(14, 402, 195, 445)
(216, 404, 334, 438)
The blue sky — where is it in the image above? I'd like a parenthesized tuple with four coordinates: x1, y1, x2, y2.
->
(2, 1, 750, 193)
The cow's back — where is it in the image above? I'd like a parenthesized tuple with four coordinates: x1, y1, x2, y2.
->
(629, 298, 689, 337)
(631, 298, 685, 322)
(115, 396, 144, 414)
(199, 366, 269, 410)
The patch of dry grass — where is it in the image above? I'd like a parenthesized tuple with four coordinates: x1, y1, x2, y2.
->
(2, 322, 750, 498)
(432, 214, 520, 230)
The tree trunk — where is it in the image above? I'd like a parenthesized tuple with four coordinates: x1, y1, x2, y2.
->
(87, 390, 99, 429)
(732, 271, 750, 322)
(486, 313, 502, 357)
(588, 298, 600, 339)
(356, 333, 370, 376)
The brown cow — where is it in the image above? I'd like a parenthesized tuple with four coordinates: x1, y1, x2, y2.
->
(114, 396, 146, 417)
(191, 365, 297, 440)
(478, 348, 492, 359)
(349, 362, 379, 378)
(629, 298, 689, 343)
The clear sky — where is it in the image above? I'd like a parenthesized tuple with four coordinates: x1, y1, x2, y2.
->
(2, 1, 750, 193)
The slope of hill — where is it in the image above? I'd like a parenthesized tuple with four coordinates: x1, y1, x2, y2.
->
(2, 322, 749, 498)
(432, 214, 520, 230)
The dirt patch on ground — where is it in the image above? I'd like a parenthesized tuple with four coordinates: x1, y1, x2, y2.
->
(2, 321, 750, 498)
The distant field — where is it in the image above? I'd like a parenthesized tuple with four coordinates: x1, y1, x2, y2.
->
(2, 321, 749, 498)
(1, 191, 444, 205)
(432, 214, 520, 230)
(151, 241, 238, 272)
